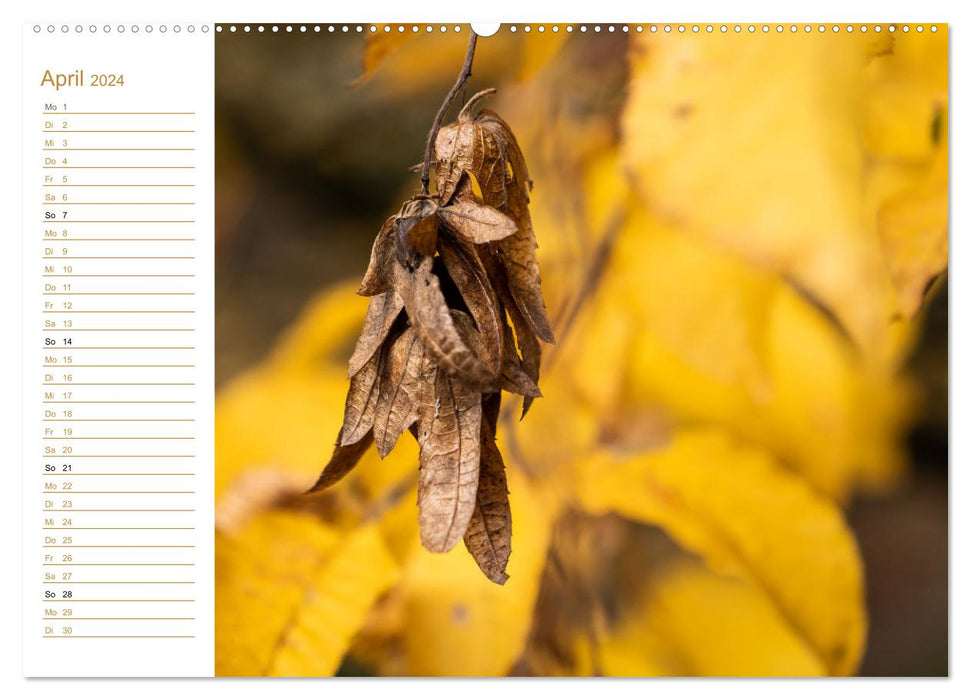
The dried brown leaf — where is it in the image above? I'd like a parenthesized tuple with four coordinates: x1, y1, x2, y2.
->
(451, 296, 538, 400)
(307, 432, 375, 494)
(482, 390, 502, 433)
(463, 413, 512, 585)
(483, 253, 543, 415)
(347, 290, 404, 378)
(339, 349, 382, 446)
(438, 235, 503, 380)
(456, 169, 485, 203)
(434, 93, 555, 345)
(476, 110, 555, 345)
(396, 196, 440, 261)
(393, 256, 491, 384)
(358, 215, 397, 296)
(499, 239, 554, 345)
(373, 327, 425, 457)
(495, 296, 541, 399)
(501, 359, 542, 399)
(438, 200, 517, 244)
(508, 295, 543, 417)
(416, 365, 483, 553)
(477, 109, 532, 193)
(434, 120, 484, 205)
(434, 91, 508, 207)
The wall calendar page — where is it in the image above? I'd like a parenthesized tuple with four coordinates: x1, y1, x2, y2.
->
(16, 13, 951, 687)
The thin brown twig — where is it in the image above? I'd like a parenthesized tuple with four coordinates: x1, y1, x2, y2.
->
(420, 31, 478, 195)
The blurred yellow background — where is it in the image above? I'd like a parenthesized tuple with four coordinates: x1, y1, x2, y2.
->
(213, 25, 948, 677)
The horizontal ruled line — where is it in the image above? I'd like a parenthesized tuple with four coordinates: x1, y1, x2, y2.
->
(43, 489, 193, 493)
(43, 292, 195, 294)
(43, 166, 195, 169)
(44, 184, 195, 187)
(45, 442, 194, 446)
(43, 617, 196, 620)
(43, 508, 195, 511)
(43, 563, 195, 566)
(42, 220, 194, 223)
(43, 636, 196, 639)
(43, 203, 196, 206)
(43, 274, 195, 277)
(40, 473, 196, 476)
(46, 584, 193, 587)
(42, 599, 195, 602)
(43, 111, 195, 115)
(43, 330, 196, 334)
(43, 544, 195, 547)
(42, 346, 196, 349)
(42, 383, 196, 386)
(43, 148, 195, 151)
(43, 364, 194, 367)
(43, 491, 194, 494)
(44, 527, 196, 530)
(43, 401, 195, 404)
(43, 130, 195, 133)
(41, 456, 195, 459)
(43, 309, 195, 312)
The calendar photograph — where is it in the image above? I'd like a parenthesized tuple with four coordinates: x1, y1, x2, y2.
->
(207, 24, 950, 677)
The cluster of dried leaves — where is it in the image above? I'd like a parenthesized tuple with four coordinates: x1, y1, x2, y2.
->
(309, 89, 554, 584)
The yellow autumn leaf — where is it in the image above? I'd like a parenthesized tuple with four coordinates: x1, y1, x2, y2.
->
(216, 282, 418, 503)
(215, 283, 363, 498)
(395, 467, 556, 676)
(351, 31, 413, 86)
(878, 165, 948, 319)
(518, 181, 912, 498)
(622, 30, 946, 354)
(864, 29, 949, 318)
(615, 227, 912, 498)
(216, 511, 338, 675)
(874, 123, 949, 319)
(268, 523, 400, 676)
(576, 562, 826, 677)
(573, 428, 866, 675)
(216, 512, 398, 676)
(622, 32, 878, 347)
(864, 28, 948, 162)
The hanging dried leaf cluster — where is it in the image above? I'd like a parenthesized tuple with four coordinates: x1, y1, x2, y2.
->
(309, 89, 554, 584)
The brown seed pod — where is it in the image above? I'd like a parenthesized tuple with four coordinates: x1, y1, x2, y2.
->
(436, 90, 556, 346)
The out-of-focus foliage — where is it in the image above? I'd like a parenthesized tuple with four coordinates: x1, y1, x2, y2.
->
(214, 26, 948, 676)
(216, 514, 398, 676)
